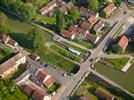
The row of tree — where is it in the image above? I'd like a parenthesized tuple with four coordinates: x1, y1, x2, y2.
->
(0, 0, 36, 20)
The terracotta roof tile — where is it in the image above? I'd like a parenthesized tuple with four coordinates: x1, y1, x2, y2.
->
(118, 35, 128, 49)
(103, 3, 116, 14)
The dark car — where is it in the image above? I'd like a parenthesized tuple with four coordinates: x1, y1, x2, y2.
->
(44, 64, 48, 67)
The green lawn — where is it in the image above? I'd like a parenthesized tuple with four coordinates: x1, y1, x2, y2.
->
(50, 44, 81, 62)
(48, 83, 60, 94)
(41, 50, 79, 74)
(74, 36, 92, 49)
(106, 58, 130, 69)
(0, 79, 30, 100)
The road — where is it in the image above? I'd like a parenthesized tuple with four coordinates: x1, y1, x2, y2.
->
(58, 10, 134, 99)
(1, 4, 134, 99)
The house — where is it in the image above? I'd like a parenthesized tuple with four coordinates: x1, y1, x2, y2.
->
(0, 35, 19, 50)
(95, 87, 115, 100)
(66, 2, 74, 11)
(91, 20, 105, 34)
(21, 80, 51, 100)
(0, 52, 26, 78)
(88, 15, 97, 26)
(79, 7, 89, 18)
(60, 5, 68, 14)
(35, 69, 55, 88)
(39, 0, 57, 15)
(80, 21, 92, 33)
(101, 3, 116, 18)
(61, 30, 76, 40)
(30, 53, 40, 61)
(68, 26, 81, 34)
(118, 35, 129, 50)
(85, 33, 100, 44)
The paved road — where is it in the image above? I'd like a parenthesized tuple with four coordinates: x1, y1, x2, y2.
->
(58, 9, 134, 99)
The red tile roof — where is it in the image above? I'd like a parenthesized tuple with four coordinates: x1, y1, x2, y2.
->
(0, 35, 9, 43)
(61, 30, 75, 38)
(95, 87, 115, 100)
(85, 33, 98, 43)
(30, 53, 40, 61)
(22, 84, 35, 96)
(103, 3, 116, 14)
(118, 35, 128, 49)
(88, 15, 97, 26)
(7, 38, 17, 46)
(93, 20, 105, 33)
(80, 7, 88, 14)
(32, 90, 46, 100)
(60, 5, 68, 14)
(35, 69, 55, 87)
(81, 21, 91, 31)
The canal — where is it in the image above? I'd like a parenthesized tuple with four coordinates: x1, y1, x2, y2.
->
(94, 62, 134, 94)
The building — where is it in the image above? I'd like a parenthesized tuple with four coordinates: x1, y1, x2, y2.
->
(0, 52, 26, 78)
(118, 35, 129, 50)
(85, 33, 100, 44)
(88, 15, 97, 26)
(35, 69, 55, 88)
(60, 5, 68, 14)
(95, 87, 115, 100)
(80, 21, 92, 33)
(91, 20, 105, 34)
(60, 30, 76, 40)
(30, 53, 40, 61)
(20, 80, 51, 100)
(101, 3, 116, 18)
(0, 35, 19, 50)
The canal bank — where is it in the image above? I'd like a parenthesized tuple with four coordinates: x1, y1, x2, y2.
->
(94, 62, 134, 94)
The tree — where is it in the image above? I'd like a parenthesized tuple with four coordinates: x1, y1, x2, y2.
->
(55, 8, 65, 31)
(26, 28, 46, 52)
(19, 3, 36, 20)
(88, 0, 99, 11)
(69, 8, 80, 22)
(113, 0, 121, 7)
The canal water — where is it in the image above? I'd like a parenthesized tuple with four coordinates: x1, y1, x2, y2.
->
(94, 62, 134, 94)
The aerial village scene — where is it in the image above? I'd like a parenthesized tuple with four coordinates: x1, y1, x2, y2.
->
(0, 0, 134, 100)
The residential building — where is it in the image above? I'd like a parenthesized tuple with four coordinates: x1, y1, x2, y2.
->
(88, 15, 97, 26)
(101, 3, 116, 18)
(0, 35, 19, 50)
(85, 33, 100, 44)
(118, 35, 129, 50)
(60, 30, 76, 40)
(79, 7, 89, 18)
(66, 2, 73, 11)
(95, 87, 115, 100)
(91, 20, 105, 34)
(40, 0, 57, 15)
(60, 5, 68, 14)
(0, 52, 26, 78)
(20, 80, 51, 100)
(30, 53, 40, 61)
(35, 69, 55, 88)
(80, 21, 92, 33)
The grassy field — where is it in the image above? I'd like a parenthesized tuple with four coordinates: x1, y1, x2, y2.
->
(50, 44, 81, 62)
(48, 83, 60, 94)
(94, 62, 134, 94)
(105, 58, 130, 69)
(1, 10, 80, 74)
(74, 36, 92, 49)
(0, 79, 30, 100)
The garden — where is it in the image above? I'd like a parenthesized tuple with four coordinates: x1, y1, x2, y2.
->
(50, 44, 82, 62)
(105, 57, 130, 70)
(0, 79, 30, 100)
